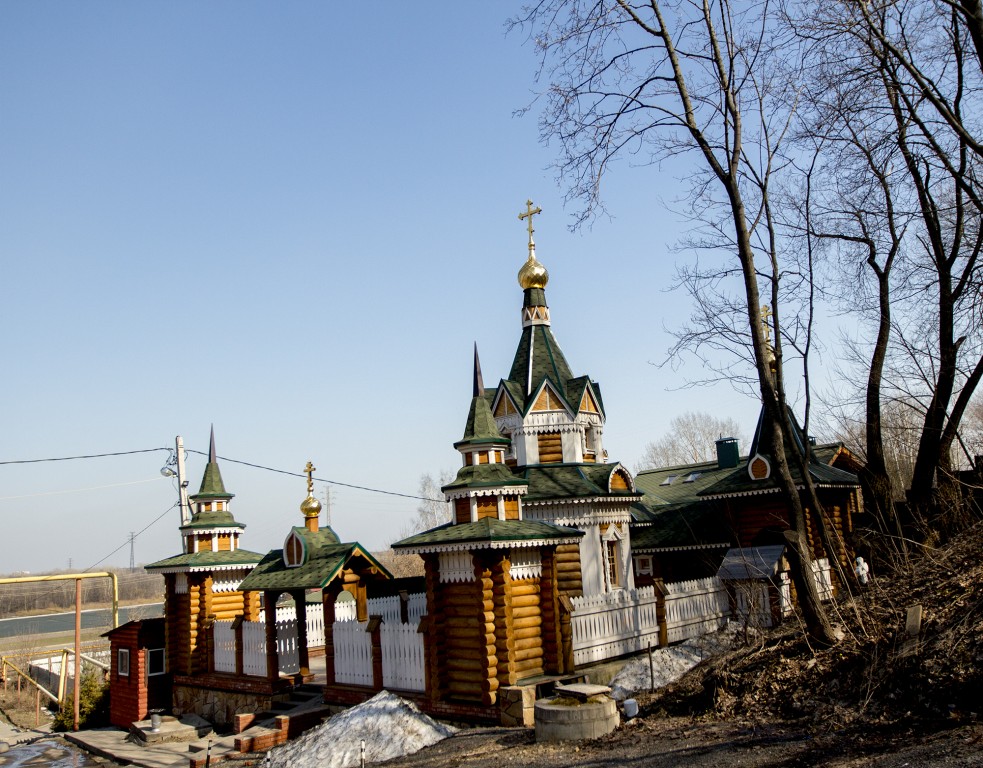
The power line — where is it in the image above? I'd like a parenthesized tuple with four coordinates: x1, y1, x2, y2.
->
(185, 450, 442, 502)
(0, 448, 169, 465)
(2, 445, 442, 502)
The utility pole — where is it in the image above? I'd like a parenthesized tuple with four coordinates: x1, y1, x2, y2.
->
(322, 487, 333, 526)
(175, 436, 191, 526)
(129, 532, 136, 570)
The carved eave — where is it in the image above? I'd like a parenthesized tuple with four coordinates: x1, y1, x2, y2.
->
(443, 485, 530, 501)
(149, 564, 255, 575)
(178, 525, 245, 536)
(398, 535, 576, 555)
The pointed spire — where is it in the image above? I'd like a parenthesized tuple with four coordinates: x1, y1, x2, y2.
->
(473, 343, 485, 398)
(194, 426, 232, 499)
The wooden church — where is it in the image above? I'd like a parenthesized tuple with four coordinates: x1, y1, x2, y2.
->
(392, 201, 642, 707)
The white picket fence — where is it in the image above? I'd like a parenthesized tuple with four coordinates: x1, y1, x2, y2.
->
(332, 621, 373, 686)
(570, 578, 730, 665)
(213, 621, 237, 673)
(243, 621, 267, 676)
(330, 594, 427, 624)
(330, 618, 427, 692)
(664, 577, 730, 643)
(380, 622, 426, 691)
(277, 617, 299, 675)
(570, 587, 661, 665)
(213, 616, 305, 676)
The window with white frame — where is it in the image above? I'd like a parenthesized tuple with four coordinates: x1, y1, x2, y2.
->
(601, 526, 624, 591)
(147, 648, 166, 676)
(118, 648, 130, 677)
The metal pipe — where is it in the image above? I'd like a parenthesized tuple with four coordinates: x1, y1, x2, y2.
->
(0, 658, 59, 703)
(74, 578, 81, 732)
(0, 572, 120, 629)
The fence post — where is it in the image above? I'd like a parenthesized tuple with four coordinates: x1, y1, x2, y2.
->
(233, 616, 245, 676)
(655, 579, 669, 648)
(558, 595, 574, 673)
(367, 616, 383, 690)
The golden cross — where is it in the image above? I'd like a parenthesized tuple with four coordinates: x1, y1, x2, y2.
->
(760, 304, 773, 344)
(518, 199, 542, 253)
(304, 461, 316, 495)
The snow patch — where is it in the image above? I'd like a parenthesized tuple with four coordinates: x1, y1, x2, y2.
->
(608, 623, 740, 700)
(262, 690, 457, 768)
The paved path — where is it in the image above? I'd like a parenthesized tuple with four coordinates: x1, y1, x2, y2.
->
(0, 717, 52, 746)
(66, 728, 243, 768)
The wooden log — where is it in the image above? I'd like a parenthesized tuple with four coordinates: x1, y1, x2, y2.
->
(514, 636, 542, 651)
(447, 667, 494, 683)
(512, 616, 543, 629)
(445, 658, 485, 672)
(512, 581, 539, 595)
(512, 605, 542, 619)
(511, 594, 540, 608)
(515, 647, 543, 662)
(513, 626, 540, 641)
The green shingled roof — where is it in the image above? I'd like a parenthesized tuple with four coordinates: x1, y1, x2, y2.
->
(182, 509, 243, 529)
(630, 459, 737, 550)
(520, 463, 640, 501)
(631, 503, 732, 551)
(508, 322, 575, 407)
(633, 458, 737, 511)
(455, 392, 510, 449)
(145, 548, 264, 572)
(392, 517, 583, 550)
(699, 459, 859, 498)
(442, 463, 529, 493)
(238, 531, 391, 591)
(191, 459, 232, 501)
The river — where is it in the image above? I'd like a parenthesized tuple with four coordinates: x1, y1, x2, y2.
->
(0, 604, 163, 640)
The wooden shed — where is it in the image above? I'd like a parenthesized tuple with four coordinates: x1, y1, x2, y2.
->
(104, 618, 169, 728)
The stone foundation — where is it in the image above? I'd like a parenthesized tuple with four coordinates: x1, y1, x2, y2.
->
(499, 685, 537, 727)
(173, 684, 275, 727)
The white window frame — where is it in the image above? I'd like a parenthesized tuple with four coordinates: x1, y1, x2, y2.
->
(147, 647, 166, 677)
(118, 648, 130, 677)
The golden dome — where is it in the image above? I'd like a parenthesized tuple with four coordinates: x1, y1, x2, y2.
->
(518, 248, 549, 290)
(300, 493, 322, 520)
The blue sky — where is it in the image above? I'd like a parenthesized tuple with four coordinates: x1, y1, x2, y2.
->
(1, 3, 777, 574)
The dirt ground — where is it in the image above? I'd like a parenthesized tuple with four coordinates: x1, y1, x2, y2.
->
(379, 717, 983, 768)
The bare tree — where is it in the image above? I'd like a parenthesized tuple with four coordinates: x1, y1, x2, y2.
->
(637, 411, 747, 470)
(793, 0, 983, 526)
(514, 0, 838, 643)
(399, 471, 454, 537)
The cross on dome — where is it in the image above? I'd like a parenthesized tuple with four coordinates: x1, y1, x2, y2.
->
(518, 199, 542, 256)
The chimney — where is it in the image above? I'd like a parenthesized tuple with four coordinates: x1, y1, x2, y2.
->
(715, 437, 739, 469)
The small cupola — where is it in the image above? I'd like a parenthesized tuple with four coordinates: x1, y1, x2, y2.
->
(300, 460, 322, 533)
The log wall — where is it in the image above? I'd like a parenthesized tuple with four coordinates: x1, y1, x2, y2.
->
(554, 543, 583, 597)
